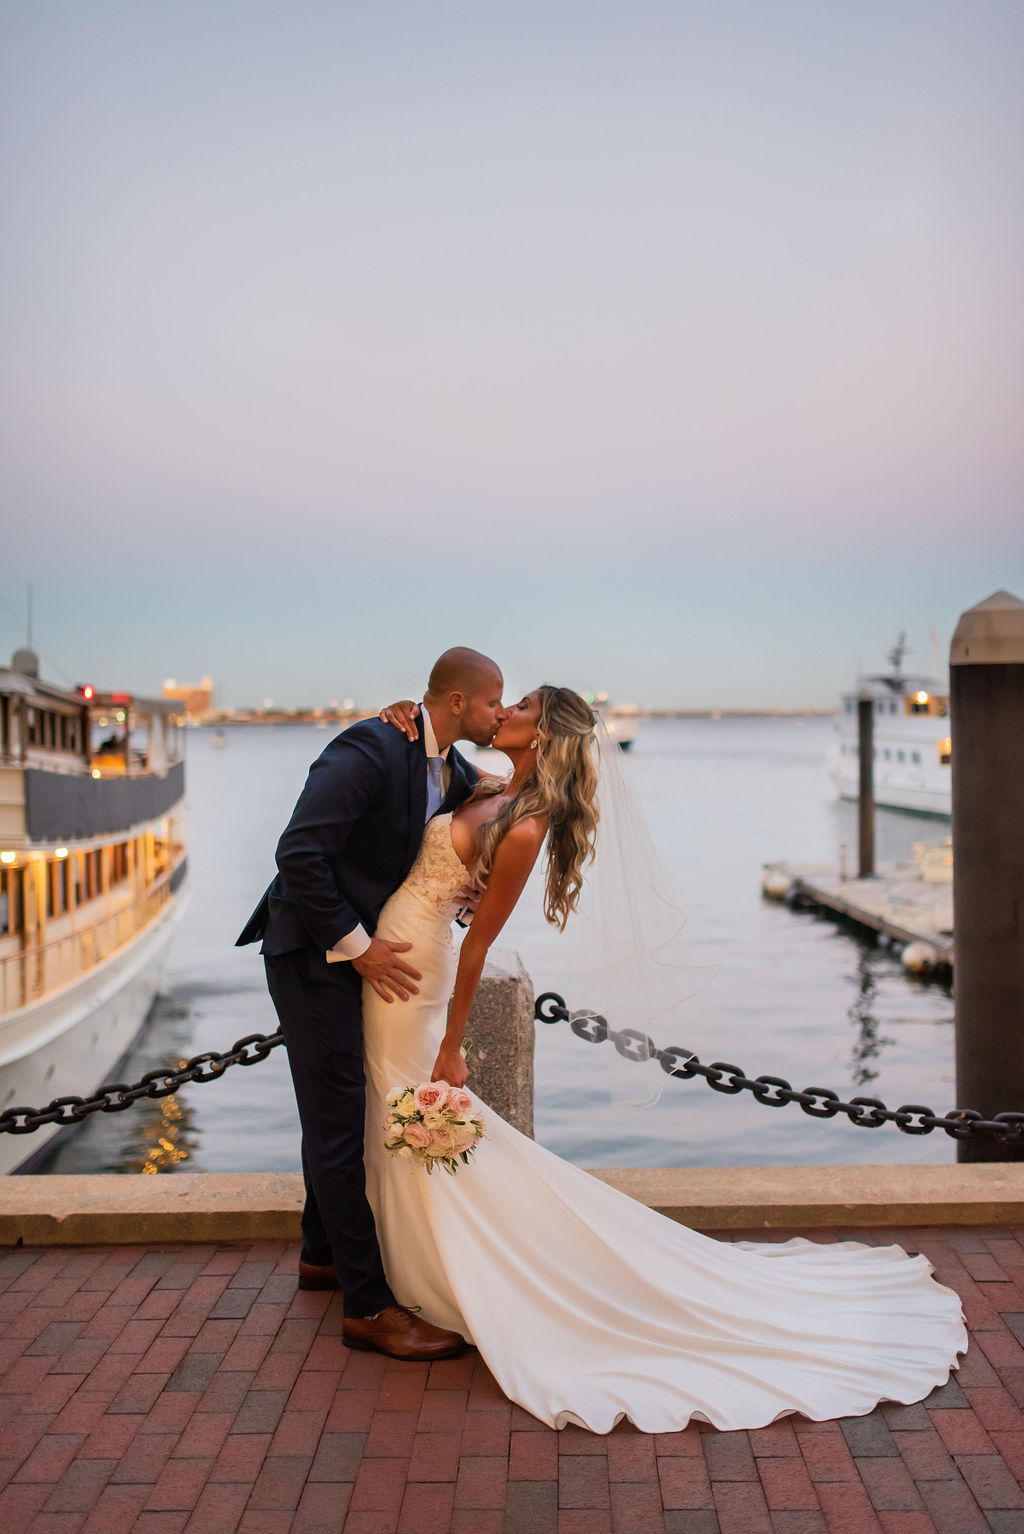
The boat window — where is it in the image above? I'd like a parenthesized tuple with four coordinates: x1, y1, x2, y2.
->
(77, 849, 102, 902)
(0, 868, 22, 935)
(110, 843, 129, 886)
(845, 700, 852, 713)
(883, 749, 891, 760)
(46, 860, 69, 918)
(897, 750, 905, 763)
(912, 751, 921, 764)
(938, 738, 952, 766)
(890, 701, 897, 714)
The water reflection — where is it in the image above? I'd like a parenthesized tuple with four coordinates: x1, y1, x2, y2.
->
(123, 1089, 198, 1174)
(846, 944, 895, 1086)
(36, 995, 203, 1175)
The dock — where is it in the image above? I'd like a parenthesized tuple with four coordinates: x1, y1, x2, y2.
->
(762, 854, 954, 975)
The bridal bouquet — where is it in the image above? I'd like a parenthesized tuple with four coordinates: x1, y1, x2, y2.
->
(384, 1082, 485, 1175)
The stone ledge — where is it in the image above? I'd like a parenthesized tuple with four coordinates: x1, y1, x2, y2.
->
(1, 1163, 1022, 1246)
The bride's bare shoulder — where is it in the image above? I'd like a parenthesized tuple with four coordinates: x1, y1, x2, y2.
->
(498, 814, 547, 855)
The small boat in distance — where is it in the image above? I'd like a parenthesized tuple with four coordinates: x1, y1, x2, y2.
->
(0, 649, 189, 1172)
(592, 694, 641, 751)
(825, 636, 951, 817)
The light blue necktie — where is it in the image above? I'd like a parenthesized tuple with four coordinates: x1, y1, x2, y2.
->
(426, 756, 444, 821)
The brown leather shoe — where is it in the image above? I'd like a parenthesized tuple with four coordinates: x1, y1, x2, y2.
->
(298, 1260, 339, 1291)
(342, 1304, 466, 1361)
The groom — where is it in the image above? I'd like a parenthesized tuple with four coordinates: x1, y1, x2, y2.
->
(237, 647, 507, 1360)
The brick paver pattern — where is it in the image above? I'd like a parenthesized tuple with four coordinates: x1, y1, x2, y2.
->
(2, 1225, 1023, 1533)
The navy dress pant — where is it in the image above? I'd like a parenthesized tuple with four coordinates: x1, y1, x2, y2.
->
(264, 948, 394, 1318)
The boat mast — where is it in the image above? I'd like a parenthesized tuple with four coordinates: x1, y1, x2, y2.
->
(886, 632, 909, 676)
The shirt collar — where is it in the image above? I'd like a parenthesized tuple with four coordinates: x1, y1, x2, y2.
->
(420, 705, 450, 761)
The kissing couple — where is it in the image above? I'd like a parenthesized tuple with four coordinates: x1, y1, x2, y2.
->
(239, 647, 964, 1434)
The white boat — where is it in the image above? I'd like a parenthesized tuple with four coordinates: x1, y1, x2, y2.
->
(0, 649, 189, 1173)
(825, 637, 951, 817)
(592, 695, 641, 750)
(606, 704, 640, 751)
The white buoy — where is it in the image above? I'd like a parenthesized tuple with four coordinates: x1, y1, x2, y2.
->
(902, 941, 939, 975)
(761, 869, 792, 901)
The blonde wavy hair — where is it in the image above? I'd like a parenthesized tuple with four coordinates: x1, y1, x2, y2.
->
(473, 686, 599, 929)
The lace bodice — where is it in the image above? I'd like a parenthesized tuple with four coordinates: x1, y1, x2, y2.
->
(396, 813, 470, 917)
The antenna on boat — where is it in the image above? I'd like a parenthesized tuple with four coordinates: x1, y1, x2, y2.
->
(886, 632, 909, 675)
(26, 585, 32, 648)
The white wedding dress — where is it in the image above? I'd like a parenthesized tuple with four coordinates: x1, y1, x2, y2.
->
(362, 814, 966, 1433)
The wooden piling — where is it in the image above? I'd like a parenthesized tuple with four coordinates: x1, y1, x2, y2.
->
(857, 694, 875, 878)
(951, 590, 1024, 1163)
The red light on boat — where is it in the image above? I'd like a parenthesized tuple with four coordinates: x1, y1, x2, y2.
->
(81, 684, 95, 701)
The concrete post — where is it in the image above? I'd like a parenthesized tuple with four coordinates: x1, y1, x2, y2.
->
(464, 948, 535, 1137)
(857, 694, 875, 878)
(951, 590, 1024, 1163)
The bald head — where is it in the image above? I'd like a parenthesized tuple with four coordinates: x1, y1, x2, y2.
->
(427, 646, 502, 699)
(424, 647, 506, 751)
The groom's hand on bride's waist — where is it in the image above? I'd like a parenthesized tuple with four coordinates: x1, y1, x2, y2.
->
(352, 938, 422, 1002)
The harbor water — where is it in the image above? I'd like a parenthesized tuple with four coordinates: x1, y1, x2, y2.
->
(37, 717, 958, 1176)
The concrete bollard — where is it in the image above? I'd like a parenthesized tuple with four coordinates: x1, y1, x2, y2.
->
(950, 590, 1024, 1163)
(464, 948, 535, 1137)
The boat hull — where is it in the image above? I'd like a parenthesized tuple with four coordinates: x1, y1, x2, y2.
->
(0, 886, 188, 1175)
(834, 782, 951, 817)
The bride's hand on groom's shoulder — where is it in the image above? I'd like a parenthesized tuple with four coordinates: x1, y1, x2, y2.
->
(379, 700, 420, 740)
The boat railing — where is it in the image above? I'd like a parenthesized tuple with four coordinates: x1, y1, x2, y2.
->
(0, 862, 183, 1016)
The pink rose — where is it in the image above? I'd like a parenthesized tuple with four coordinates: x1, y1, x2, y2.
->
(427, 1127, 455, 1154)
(403, 1123, 432, 1148)
(445, 1088, 473, 1116)
(413, 1083, 447, 1112)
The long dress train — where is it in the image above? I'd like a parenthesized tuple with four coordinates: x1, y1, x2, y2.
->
(362, 815, 966, 1433)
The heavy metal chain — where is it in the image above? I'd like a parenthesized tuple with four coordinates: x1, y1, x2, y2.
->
(0, 1032, 283, 1136)
(4, 993, 1022, 1146)
(534, 993, 1024, 1144)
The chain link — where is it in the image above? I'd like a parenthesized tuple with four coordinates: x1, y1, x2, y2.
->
(532, 992, 1024, 1145)
(0, 1033, 284, 1136)
(6, 990, 1023, 1148)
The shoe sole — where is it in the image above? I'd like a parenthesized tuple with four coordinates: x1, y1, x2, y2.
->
(342, 1335, 467, 1360)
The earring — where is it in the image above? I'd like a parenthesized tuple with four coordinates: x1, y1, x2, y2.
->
(530, 739, 539, 750)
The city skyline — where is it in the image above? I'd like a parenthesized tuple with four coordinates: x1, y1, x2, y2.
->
(2, 2, 1021, 709)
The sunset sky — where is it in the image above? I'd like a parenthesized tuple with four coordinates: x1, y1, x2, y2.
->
(2, 1, 1021, 709)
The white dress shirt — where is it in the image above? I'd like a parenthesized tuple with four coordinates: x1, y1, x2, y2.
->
(326, 706, 449, 963)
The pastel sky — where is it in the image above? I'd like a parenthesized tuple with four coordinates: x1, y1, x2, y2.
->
(2, 1, 1021, 709)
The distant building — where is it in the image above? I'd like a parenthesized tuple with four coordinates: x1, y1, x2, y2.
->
(162, 676, 214, 721)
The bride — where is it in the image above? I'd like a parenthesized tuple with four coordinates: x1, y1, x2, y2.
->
(363, 685, 965, 1434)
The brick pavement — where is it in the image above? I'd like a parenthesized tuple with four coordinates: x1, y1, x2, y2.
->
(2, 1226, 1023, 1533)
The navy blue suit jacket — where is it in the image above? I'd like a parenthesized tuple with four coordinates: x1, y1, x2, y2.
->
(236, 717, 479, 957)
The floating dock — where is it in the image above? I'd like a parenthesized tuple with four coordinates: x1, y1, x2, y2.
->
(762, 853, 953, 975)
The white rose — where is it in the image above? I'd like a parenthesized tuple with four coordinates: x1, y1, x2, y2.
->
(395, 1143, 414, 1158)
(451, 1120, 479, 1151)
